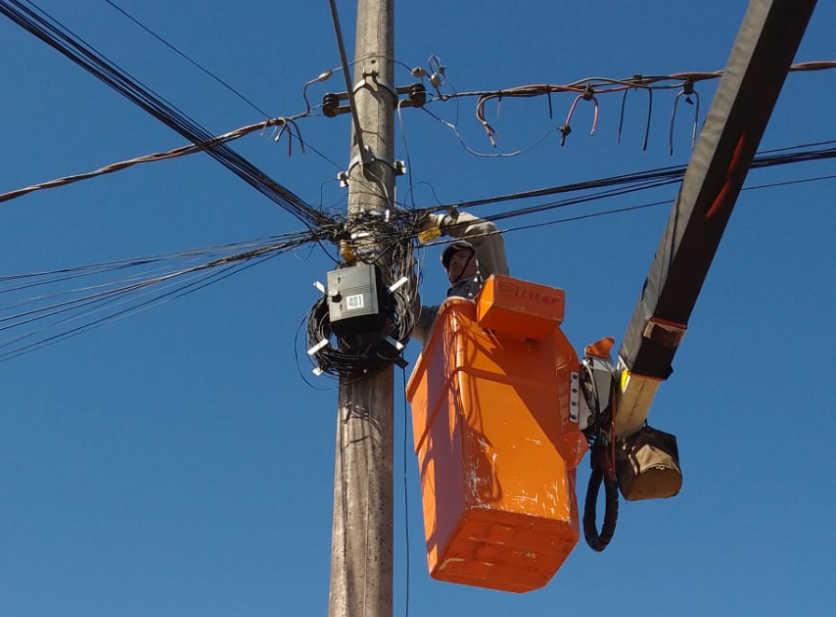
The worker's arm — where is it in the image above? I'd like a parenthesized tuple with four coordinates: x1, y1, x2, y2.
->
(436, 211, 509, 277)
(411, 211, 508, 345)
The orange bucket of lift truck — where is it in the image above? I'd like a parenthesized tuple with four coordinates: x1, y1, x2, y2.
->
(406, 275, 587, 593)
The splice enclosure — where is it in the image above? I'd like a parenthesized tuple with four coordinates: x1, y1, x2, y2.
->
(406, 276, 587, 593)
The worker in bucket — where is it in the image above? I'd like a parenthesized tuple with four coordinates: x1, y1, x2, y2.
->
(412, 211, 509, 344)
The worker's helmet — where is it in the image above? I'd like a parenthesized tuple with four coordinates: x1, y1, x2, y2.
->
(441, 240, 475, 270)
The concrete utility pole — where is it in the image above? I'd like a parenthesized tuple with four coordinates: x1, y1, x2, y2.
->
(328, 0, 396, 615)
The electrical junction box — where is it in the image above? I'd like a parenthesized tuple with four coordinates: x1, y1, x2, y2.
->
(326, 264, 389, 336)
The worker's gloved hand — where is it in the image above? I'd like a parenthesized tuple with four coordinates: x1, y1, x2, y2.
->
(416, 212, 442, 230)
(433, 213, 454, 230)
(416, 212, 444, 244)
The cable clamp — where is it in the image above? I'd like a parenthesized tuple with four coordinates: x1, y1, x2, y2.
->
(347, 152, 406, 176)
(354, 75, 397, 100)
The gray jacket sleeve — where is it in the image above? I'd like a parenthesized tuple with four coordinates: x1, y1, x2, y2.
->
(411, 212, 509, 345)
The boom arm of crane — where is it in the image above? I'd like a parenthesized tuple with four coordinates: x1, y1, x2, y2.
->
(613, 0, 818, 439)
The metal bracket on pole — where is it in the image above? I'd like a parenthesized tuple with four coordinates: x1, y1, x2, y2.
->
(345, 152, 406, 179)
(354, 75, 397, 99)
(322, 82, 428, 118)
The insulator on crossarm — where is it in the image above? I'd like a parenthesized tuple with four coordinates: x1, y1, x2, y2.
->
(408, 83, 427, 108)
(322, 93, 340, 118)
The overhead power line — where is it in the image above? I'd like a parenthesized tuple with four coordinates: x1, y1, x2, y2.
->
(102, 0, 272, 118)
(428, 140, 836, 213)
(0, 229, 325, 362)
(327, 0, 368, 161)
(419, 172, 836, 249)
(427, 61, 836, 152)
(1, 164, 831, 363)
(0, 115, 309, 205)
(0, 0, 332, 228)
(2, 83, 832, 216)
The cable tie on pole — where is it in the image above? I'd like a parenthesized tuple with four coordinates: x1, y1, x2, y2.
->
(308, 339, 329, 356)
(389, 277, 408, 293)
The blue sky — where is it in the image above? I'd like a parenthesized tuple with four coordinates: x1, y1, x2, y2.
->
(1, 1, 834, 616)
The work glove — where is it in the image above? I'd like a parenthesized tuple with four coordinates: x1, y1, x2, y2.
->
(416, 212, 444, 244)
(416, 212, 443, 230)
